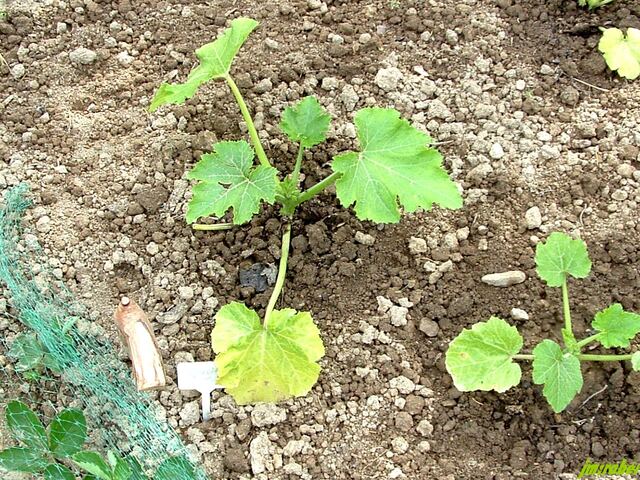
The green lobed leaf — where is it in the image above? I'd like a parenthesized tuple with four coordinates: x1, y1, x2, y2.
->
(48, 409, 87, 458)
(5, 400, 48, 452)
(532, 340, 583, 413)
(212, 302, 325, 404)
(149, 18, 258, 112)
(0, 447, 49, 473)
(44, 463, 76, 480)
(535, 232, 591, 287)
(578, 0, 614, 9)
(186, 140, 278, 225)
(591, 303, 640, 348)
(280, 96, 331, 148)
(72, 452, 112, 480)
(154, 455, 196, 480)
(632, 352, 640, 371)
(112, 457, 131, 480)
(598, 27, 640, 80)
(8, 333, 45, 372)
(332, 108, 462, 223)
(445, 317, 523, 393)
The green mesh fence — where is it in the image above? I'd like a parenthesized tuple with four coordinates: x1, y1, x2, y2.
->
(0, 184, 208, 480)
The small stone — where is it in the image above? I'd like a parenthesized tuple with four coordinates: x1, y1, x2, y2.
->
(69, 47, 97, 65)
(10, 64, 26, 79)
(146, 242, 159, 255)
(511, 308, 529, 320)
(390, 376, 415, 395)
(57, 22, 68, 34)
(250, 432, 273, 474)
(611, 189, 628, 201)
(466, 163, 493, 184)
(264, 38, 279, 50)
(445, 29, 458, 45)
(359, 33, 372, 44)
(179, 401, 200, 426)
(540, 64, 554, 75)
(36, 216, 51, 233)
(321, 76, 339, 90)
(417, 441, 431, 452)
(438, 260, 453, 273)
(408, 237, 427, 254)
(395, 412, 414, 432)
(391, 437, 409, 454)
(251, 403, 287, 427)
(616, 164, 635, 178)
(254, 78, 272, 93)
(540, 145, 560, 160)
(375, 67, 403, 92)
(284, 463, 304, 476)
(428, 99, 451, 119)
(389, 467, 404, 479)
(524, 206, 542, 229)
(377, 296, 393, 314)
(178, 286, 194, 300)
(537, 131, 552, 142)
(416, 419, 434, 437)
(355, 231, 375, 245)
(515, 79, 526, 91)
(456, 227, 470, 241)
(116, 51, 134, 66)
(481, 271, 526, 287)
(389, 306, 409, 327)
(490, 143, 505, 159)
(419, 318, 439, 337)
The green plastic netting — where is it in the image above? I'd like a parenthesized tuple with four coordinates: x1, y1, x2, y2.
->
(0, 184, 209, 480)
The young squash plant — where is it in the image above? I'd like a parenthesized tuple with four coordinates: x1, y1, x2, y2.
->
(0, 401, 197, 480)
(446, 232, 640, 413)
(598, 27, 640, 80)
(150, 18, 462, 404)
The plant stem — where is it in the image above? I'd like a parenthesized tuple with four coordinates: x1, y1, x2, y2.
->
(578, 353, 634, 362)
(264, 223, 291, 328)
(576, 333, 602, 350)
(513, 354, 534, 361)
(561, 278, 576, 344)
(291, 143, 304, 186)
(224, 75, 271, 168)
(296, 171, 342, 206)
(192, 222, 234, 231)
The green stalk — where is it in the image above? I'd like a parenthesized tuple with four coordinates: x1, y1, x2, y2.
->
(513, 354, 534, 361)
(295, 171, 342, 206)
(578, 353, 634, 362)
(291, 143, 304, 186)
(575, 333, 602, 350)
(192, 222, 234, 231)
(561, 278, 576, 345)
(224, 75, 271, 168)
(264, 223, 291, 328)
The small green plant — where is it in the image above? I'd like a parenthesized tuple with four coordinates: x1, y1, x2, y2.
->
(150, 18, 462, 404)
(578, 0, 614, 9)
(598, 27, 640, 80)
(8, 333, 61, 380)
(0, 401, 197, 480)
(446, 232, 640, 413)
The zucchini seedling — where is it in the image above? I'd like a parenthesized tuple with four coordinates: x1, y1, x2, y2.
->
(446, 232, 640, 413)
(150, 18, 462, 404)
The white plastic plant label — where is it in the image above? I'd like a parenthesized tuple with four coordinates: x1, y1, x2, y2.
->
(176, 361, 223, 421)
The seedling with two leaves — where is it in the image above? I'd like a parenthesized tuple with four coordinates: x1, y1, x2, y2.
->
(8, 333, 61, 381)
(0, 401, 197, 480)
(150, 18, 462, 404)
(446, 232, 640, 413)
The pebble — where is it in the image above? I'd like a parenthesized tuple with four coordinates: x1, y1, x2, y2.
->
(540, 64, 554, 75)
(515, 79, 526, 91)
(178, 286, 194, 300)
(616, 164, 635, 178)
(250, 432, 274, 474)
(490, 143, 505, 159)
(391, 437, 409, 454)
(251, 403, 287, 427)
(10, 64, 26, 79)
(408, 237, 427, 254)
(525, 206, 542, 229)
(511, 308, 529, 321)
(390, 376, 415, 395)
(179, 401, 200, 426)
(481, 271, 526, 287)
(416, 419, 434, 437)
(36, 216, 51, 233)
(69, 47, 97, 65)
(537, 131, 552, 142)
(254, 78, 272, 93)
(419, 318, 439, 337)
(389, 305, 409, 327)
(445, 29, 458, 45)
(359, 33, 372, 44)
(375, 67, 403, 92)
(355, 231, 375, 245)
(428, 99, 452, 120)
(321, 76, 339, 90)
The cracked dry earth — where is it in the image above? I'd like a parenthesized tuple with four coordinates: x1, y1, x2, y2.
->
(1, 0, 640, 479)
